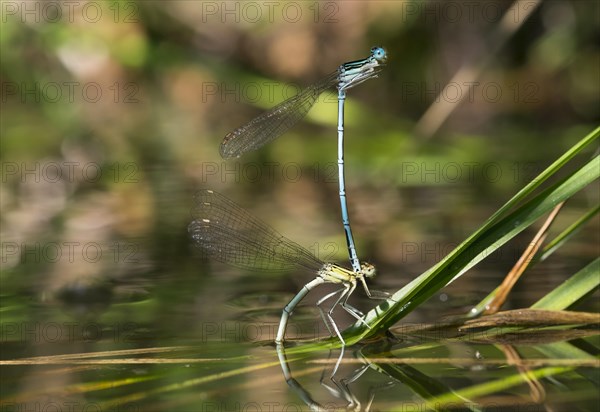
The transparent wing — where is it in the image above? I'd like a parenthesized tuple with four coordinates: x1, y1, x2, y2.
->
(189, 190, 324, 273)
(220, 71, 339, 159)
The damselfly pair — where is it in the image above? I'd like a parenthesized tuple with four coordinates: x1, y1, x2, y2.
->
(190, 47, 388, 344)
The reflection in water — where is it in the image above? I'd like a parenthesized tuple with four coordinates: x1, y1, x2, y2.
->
(276, 341, 418, 412)
(276, 344, 326, 411)
(318, 349, 373, 411)
(275, 328, 600, 411)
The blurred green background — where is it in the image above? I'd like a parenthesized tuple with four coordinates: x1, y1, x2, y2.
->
(2, 0, 599, 324)
(1, 0, 599, 407)
(2, 0, 599, 318)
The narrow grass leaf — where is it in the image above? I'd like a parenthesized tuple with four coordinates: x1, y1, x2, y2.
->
(532, 258, 600, 310)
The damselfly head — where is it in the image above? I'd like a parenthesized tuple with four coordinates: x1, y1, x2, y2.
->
(360, 262, 376, 278)
(370, 47, 387, 63)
